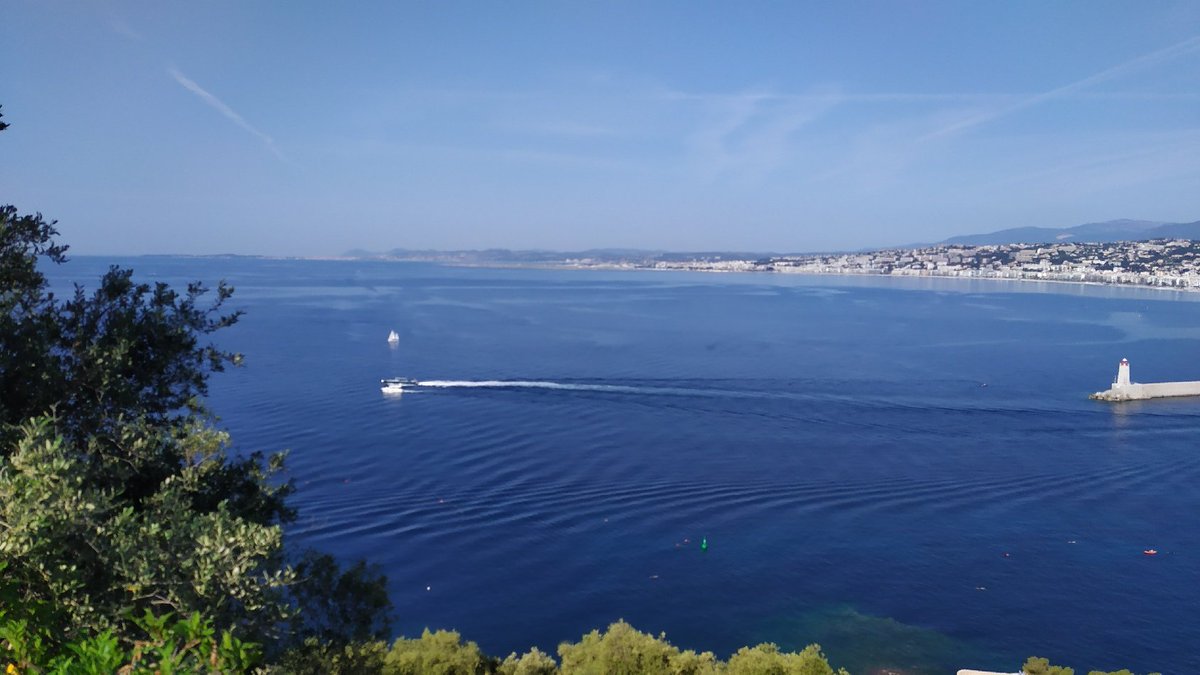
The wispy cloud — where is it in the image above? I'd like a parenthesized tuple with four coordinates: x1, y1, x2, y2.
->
(167, 67, 283, 159)
(336, 73, 1198, 187)
(981, 129, 1200, 195)
(520, 121, 625, 138)
(667, 90, 1200, 106)
(663, 90, 1014, 105)
(108, 17, 143, 42)
(921, 35, 1200, 141)
(686, 89, 840, 182)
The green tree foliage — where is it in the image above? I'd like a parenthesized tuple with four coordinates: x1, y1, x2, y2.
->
(1, 607, 261, 674)
(725, 643, 847, 675)
(288, 550, 393, 643)
(0, 203, 68, 449)
(383, 629, 492, 674)
(1023, 656, 1160, 675)
(1023, 659, 1075, 675)
(273, 637, 390, 675)
(0, 207, 242, 450)
(0, 104, 390, 657)
(556, 620, 720, 675)
(497, 647, 558, 675)
(0, 417, 293, 641)
(273, 622, 841, 675)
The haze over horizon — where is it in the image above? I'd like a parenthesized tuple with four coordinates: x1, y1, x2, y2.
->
(4, 2, 1199, 256)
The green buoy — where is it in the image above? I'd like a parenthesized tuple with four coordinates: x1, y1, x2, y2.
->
(701, 537, 708, 551)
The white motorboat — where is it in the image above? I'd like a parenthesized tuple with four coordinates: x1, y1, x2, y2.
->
(387, 330, 400, 343)
(381, 377, 417, 394)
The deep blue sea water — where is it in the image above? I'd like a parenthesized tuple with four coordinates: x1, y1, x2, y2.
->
(53, 258, 1200, 674)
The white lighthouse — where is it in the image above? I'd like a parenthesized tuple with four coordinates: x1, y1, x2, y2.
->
(1115, 358, 1131, 388)
(1093, 357, 1200, 401)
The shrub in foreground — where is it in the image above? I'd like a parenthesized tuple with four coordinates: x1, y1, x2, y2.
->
(1022, 656, 1160, 675)
(726, 642, 846, 675)
(0, 609, 259, 673)
(497, 647, 558, 675)
(272, 621, 843, 674)
(557, 620, 721, 675)
(384, 628, 490, 674)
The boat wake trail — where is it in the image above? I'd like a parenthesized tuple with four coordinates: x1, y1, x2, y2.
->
(415, 380, 655, 394)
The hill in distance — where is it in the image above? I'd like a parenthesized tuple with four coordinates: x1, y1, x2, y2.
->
(938, 218, 1200, 246)
(346, 218, 1200, 263)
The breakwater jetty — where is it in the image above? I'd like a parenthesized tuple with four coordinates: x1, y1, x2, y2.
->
(1090, 358, 1200, 401)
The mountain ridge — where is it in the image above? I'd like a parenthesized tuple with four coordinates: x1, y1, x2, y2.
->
(345, 218, 1200, 261)
(936, 218, 1200, 246)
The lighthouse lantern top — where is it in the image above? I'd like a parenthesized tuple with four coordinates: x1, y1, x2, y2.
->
(1116, 358, 1132, 387)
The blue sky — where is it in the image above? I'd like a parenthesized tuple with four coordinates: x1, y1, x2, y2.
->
(3, 2, 1199, 255)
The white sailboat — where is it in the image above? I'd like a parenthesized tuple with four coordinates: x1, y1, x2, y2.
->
(387, 330, 399, 343)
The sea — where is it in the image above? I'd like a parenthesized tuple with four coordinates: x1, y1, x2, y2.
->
(52, 257, 1200, 674)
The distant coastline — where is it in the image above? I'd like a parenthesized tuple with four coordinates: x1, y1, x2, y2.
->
(337, 238, 1200, 294)
(331, 217, 1200, 293)
(125, 236, 1200, 295)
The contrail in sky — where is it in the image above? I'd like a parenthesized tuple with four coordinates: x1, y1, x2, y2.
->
(922, 34, 1200, 141)
(167, 66, 283, 158)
